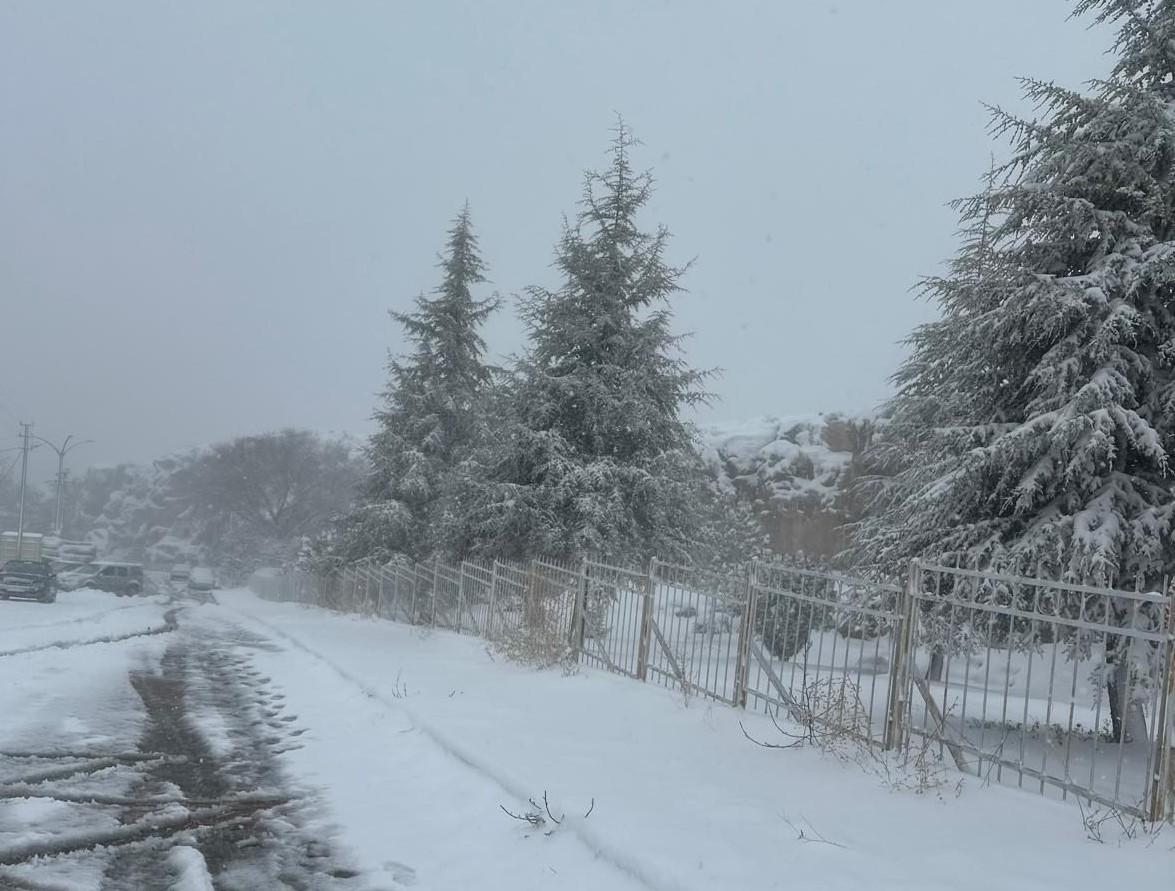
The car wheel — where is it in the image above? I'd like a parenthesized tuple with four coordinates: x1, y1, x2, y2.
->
(127, 583, 142, 596)
(42, 589, 56, 604)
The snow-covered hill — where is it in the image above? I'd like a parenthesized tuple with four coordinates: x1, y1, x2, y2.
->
(698, 413, 875, 557)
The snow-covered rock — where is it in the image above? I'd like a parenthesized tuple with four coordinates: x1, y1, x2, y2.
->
(697, 413, 875, 556)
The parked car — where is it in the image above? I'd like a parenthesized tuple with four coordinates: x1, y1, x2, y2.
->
(59, 561, 145, 596)
(56, 564, 97, 590)
(0, 559, 57, 603)
(170, 562, 192, 581)
(188, 567, 216, 592)
(49, 559, 88, 575)
(186, 571, 217, 599)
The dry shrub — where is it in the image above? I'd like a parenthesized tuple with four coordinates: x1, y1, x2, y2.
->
(741, 674, 954, 798)
(489, 585, 576, 670)
(490, 622, 576, 670)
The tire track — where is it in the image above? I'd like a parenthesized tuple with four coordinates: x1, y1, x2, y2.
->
(0, 608, 179, 659)
(99, 619, 374, 890)
(6, 601, 143, 633)
(0, 606, 379, 889)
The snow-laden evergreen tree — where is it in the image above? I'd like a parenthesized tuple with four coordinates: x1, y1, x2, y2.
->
(852, 0, 1175, 740)
(351, 204, 499, 561)
(464, 122, 710, 564)
(690, 473, 770, 574)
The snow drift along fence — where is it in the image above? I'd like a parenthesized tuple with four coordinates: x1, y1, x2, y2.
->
(255, 556, 1175, 821)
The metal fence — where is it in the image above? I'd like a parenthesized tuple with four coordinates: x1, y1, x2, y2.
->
(253, 555, 1175, 821)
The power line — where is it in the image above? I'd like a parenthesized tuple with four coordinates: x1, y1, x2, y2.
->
(0, 399, 21, 430)
(0, 452, 20, 486)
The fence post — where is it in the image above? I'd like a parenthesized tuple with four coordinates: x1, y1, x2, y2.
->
(409, 565, 420, 624)
(733, 560, 759, 709)
(487, 560, 500, 640)
(1147, 593, 1175, 821)
(636, 557, 656, 681)
(456, 561, 467, 633)
(570, 556, 588, 661)
(432, 559, 441, 630)
(386, 566, 397, 621)
(885, 558, 920, 751)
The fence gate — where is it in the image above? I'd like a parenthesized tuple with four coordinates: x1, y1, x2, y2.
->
(905, 561, 1175, 821)
(644, 561, 749, 705)
(743, 563, 904, 746)
(574, 558, 650, 679)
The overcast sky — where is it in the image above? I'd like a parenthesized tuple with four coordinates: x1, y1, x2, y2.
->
(0, 1, 1114, 483)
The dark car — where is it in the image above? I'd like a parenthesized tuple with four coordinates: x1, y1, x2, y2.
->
(0, 559, 57, 603)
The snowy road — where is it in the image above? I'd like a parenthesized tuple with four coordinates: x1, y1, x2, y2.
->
(1, 587, 1171, 890)
(0, 586, 372, 890)
(0, 588, 658, 890)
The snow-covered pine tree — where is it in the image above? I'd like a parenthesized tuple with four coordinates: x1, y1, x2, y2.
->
(465, 121, 710, 564)
(687, 467, 771, 575)
(353, 204, 499, 562)
(852, 0, 1175, 740)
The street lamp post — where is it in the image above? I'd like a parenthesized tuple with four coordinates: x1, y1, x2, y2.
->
(31, 434, 94, 536)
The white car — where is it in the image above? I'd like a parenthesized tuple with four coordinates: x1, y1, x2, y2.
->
(187, 567, 216, 592)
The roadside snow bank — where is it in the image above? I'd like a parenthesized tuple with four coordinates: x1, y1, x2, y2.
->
(0, 589, 171, 655)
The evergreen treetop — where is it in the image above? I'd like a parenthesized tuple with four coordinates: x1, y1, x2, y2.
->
(853, 0, 1175, 588)
(357, 204, 499, 561)
(466, 121, 711, 564)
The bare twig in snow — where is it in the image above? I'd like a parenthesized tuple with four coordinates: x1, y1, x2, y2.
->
(781, 814, 846, 848)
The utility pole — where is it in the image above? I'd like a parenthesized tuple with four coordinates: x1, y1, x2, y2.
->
(16, 422, 31, 553)
(32, 433, 93, 536)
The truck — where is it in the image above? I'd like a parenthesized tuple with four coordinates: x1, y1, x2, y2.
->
(0, 532, 44, 563)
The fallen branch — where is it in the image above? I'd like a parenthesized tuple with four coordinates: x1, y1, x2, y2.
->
(781, 814, 846, 848)
(500, 791, 595, 835)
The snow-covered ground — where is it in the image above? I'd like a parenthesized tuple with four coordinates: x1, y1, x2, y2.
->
(215, 589, 1171, 890)
(0, 585, 1170, 889)
(0, 588, 172, 656)
(0, 590, 173, 748)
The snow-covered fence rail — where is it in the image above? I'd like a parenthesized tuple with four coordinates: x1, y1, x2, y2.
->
(252, 555, 1175, 821)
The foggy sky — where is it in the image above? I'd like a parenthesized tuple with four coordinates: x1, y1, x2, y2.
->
(0, 1, 1113, 484)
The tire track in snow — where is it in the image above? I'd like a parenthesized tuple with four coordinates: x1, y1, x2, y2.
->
(8, 601, 144, 633)
(223, 604, 688, 891)
(0, 608, 179, 659)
